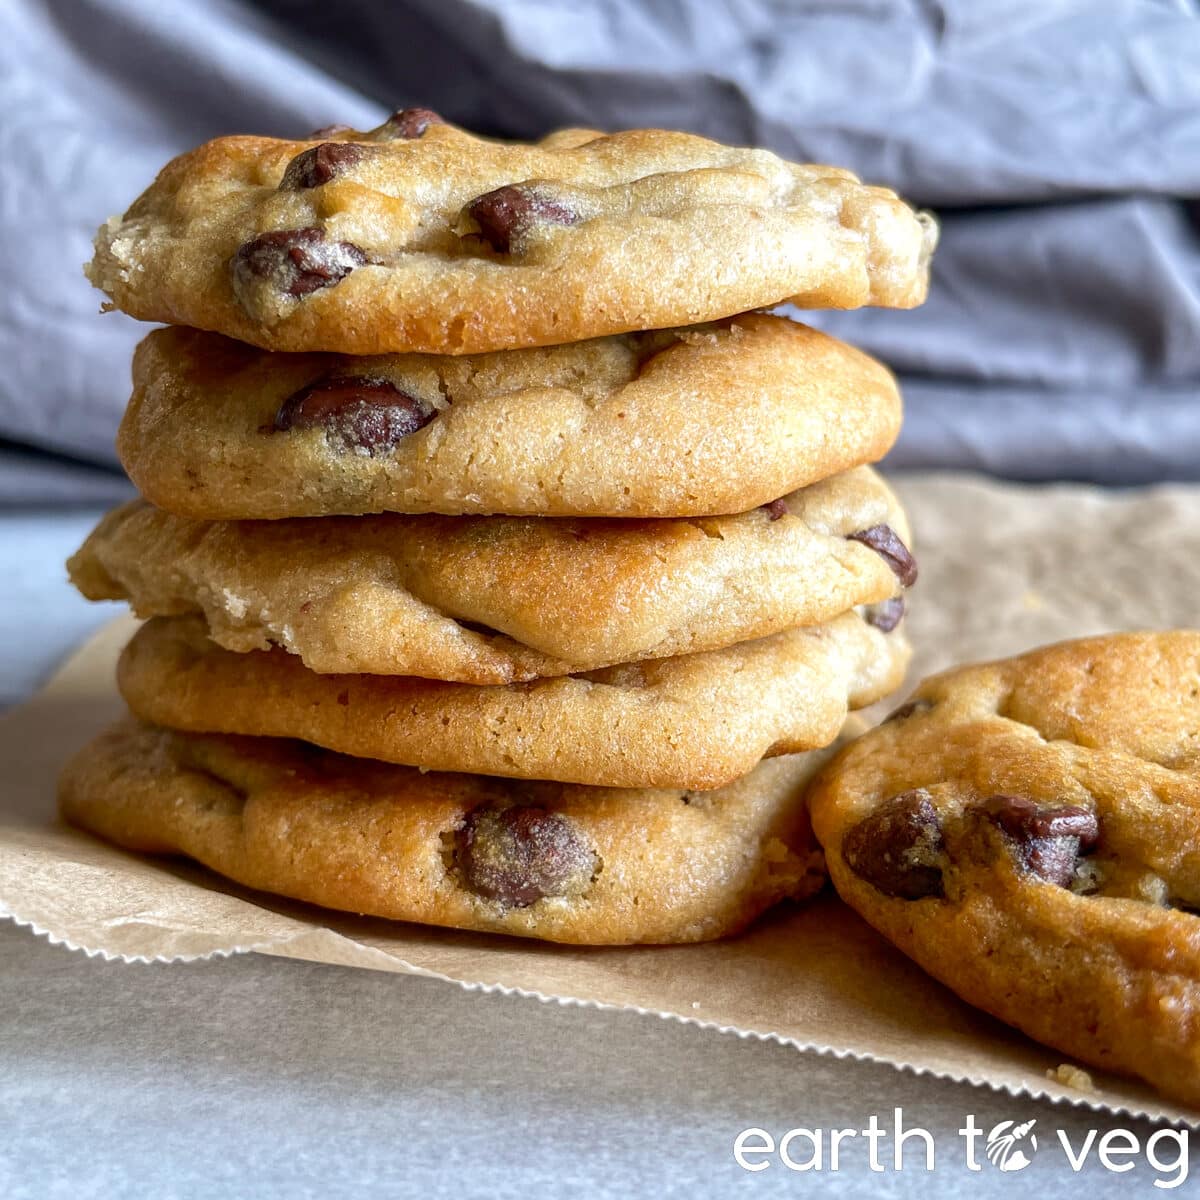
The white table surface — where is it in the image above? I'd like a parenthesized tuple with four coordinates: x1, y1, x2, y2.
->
(0, 507, 1189, 1198)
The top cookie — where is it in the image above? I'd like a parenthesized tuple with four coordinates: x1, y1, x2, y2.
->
(86, 110, 937, 355)
(808, 632, 1200, 1106)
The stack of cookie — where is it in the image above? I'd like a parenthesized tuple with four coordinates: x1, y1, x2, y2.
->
(60, 110, 935, 945)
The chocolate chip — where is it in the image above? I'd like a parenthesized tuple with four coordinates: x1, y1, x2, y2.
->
(981, 795, 1099, 887)
(986, 797, 1099, 844)
(307, 123, 353, 139)
(864, 596, 905, 632)
(763, 498, 789, 521)
(275, 376, 436, 452)
(842, 790, 945, 900)
(848, 525, 919, 588)
(883, 697, 933, 723)
(456, 805, 595, 908)
(279, 142, 364, 190)
(464, 185, 579, 253)
(232, 228, 367, 300)
(380, 107, 445, 139)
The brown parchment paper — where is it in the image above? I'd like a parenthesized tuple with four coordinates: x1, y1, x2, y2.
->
(4, 473, 1200, 1126)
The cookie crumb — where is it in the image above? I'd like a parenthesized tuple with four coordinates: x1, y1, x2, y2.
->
(1047, 1063, 1095, 1092)
(220, 588, 249, 620)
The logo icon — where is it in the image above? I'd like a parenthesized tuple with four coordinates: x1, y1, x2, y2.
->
(985, 1119, 1038, 1171)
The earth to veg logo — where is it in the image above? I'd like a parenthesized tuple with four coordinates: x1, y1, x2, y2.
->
(985, 1119, 1038, 1170)
(732, 1108, 1189, 1188)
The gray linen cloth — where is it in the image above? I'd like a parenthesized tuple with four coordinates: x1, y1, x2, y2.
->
(3, 0, 1199, 499)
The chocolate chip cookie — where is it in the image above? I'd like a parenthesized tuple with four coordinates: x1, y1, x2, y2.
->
(69, 466, 914, 683)
(58, 718, 854, 944)
(86, 112, 937, 355)
(116, 315, 901, 519)
(117, 612, 909, 790)
(808, 631, 1200, 1106)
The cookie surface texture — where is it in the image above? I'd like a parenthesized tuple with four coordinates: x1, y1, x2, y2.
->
(117, 613, 910, 790)
(58, 718, 851, 945)
(808, 631, 1200, 1105)
(87, 116, 937, 355)
(116, 316, 902, 519)
(69, 467, 913, 682)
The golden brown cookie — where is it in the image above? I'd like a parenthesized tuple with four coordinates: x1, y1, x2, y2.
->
(116, 316, 901, 520)
(117, 613, 910, 790)
(69, 467, 914, 683)
(808, 631, 1200, 1106)
(86, 113, 937, 355)
(58, 717, 854, 945)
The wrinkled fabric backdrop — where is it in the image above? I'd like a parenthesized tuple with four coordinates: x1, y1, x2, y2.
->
(3, 0, 1199, 502)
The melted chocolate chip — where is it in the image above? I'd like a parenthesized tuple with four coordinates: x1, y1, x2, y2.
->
(848, 525, 919, 588)
(883, 697, 933, 723)
(864, 596, 905, 632)
(380, 107, 445, 139)
(232, 228, 367, 299)
(763, 498, 789, 521)
(464, 185, 579, 253)
(279, 142, 364, 190)
(275, 376, 436, 452)
(984, 796, 1099, 843)
(456, 805, 595, 907)
(981, 795, 1099, 887)
(842, 790, 945, 900)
